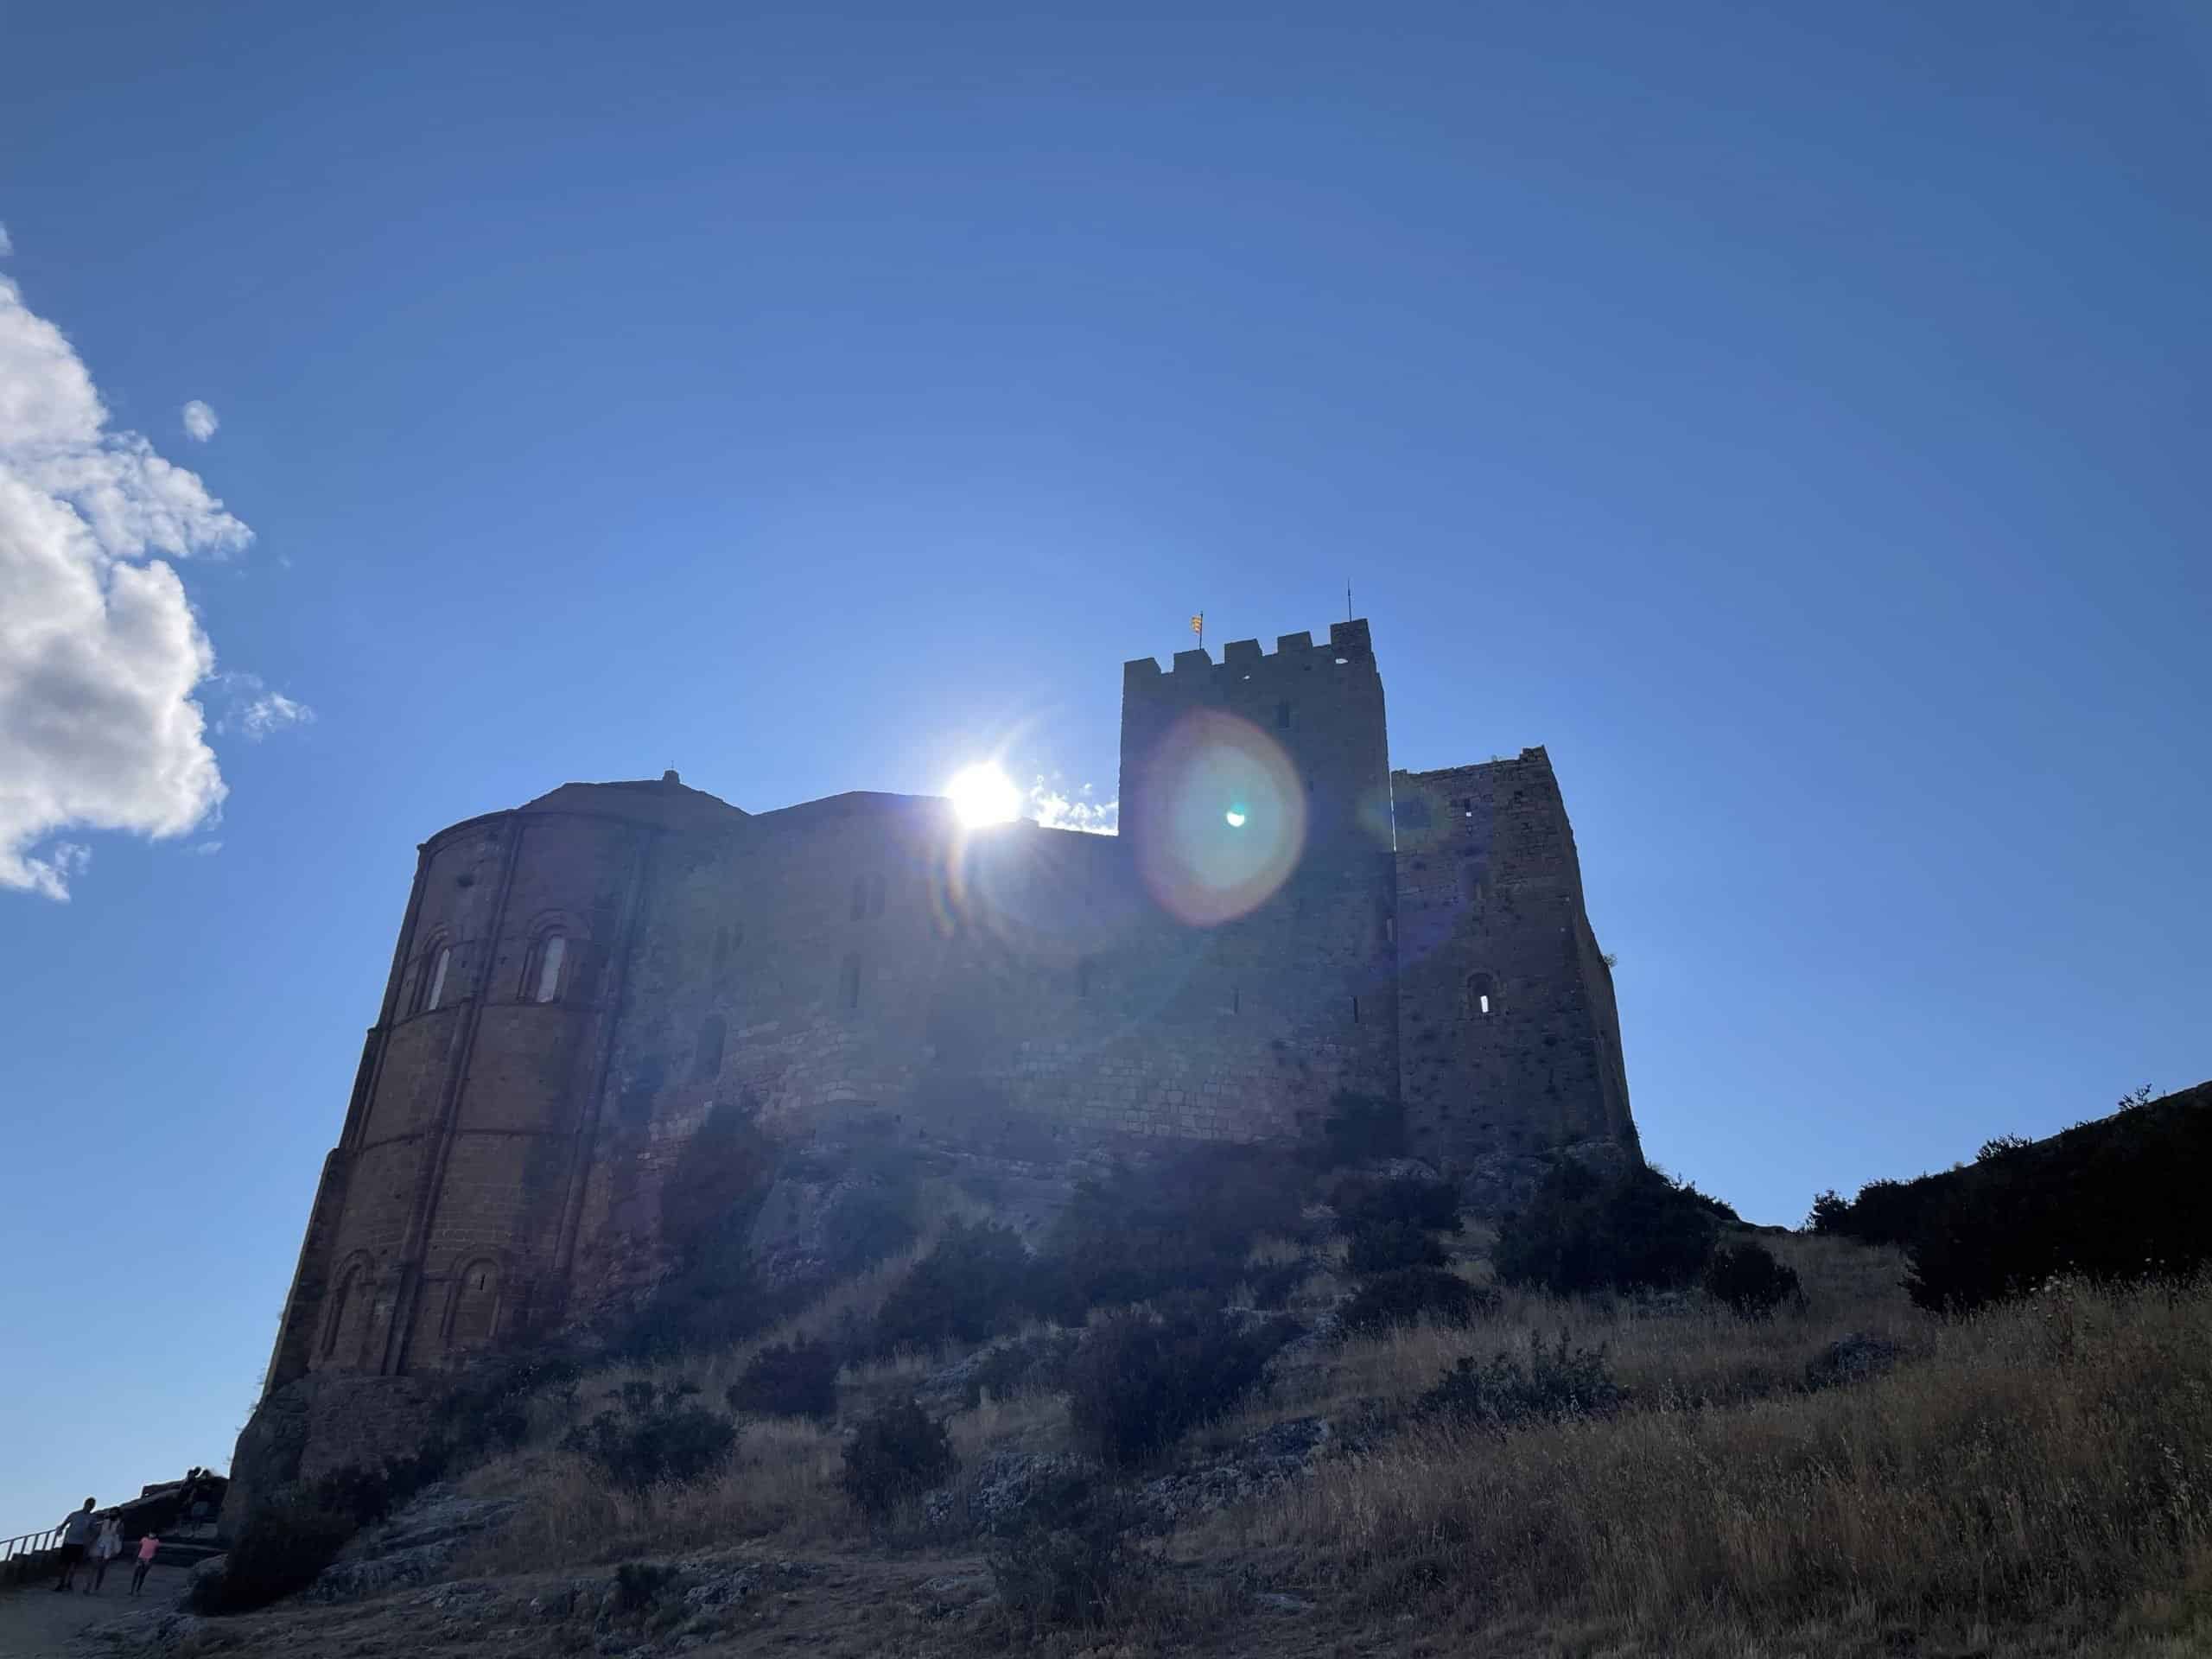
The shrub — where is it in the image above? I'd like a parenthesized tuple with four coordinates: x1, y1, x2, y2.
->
(1243, 1256, 1316, 1309)
(304, 1444, 450, 1529)
(1493, 1161, 1718, 1295)
(562, 1402, 736, 1491)
(822, 1181, 918, 1275)
(1334, 1174, 1461, 1236)
(614, 1560, 677, 1612)
(1065, 1299, 1297, 1466)
(873, 1221, 1036, 1353)
(1704, 1242, 1803, 1318)
(1345, 1219, 1449, 1274)
(188, 1493, 355, 1613)
(841, 1396, 957, 1517)
(1421, 1331, 1623, 1428)
(1337, 1268, 1495, 1338)
(727, 1338, 841, 1421)
(1036, 1147, 1311, 1317)
(988, 1468, 1145, 1633)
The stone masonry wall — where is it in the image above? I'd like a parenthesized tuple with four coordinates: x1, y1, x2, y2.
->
(1392, 748, 1637, 1176)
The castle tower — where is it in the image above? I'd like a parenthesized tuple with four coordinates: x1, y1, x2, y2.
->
(1116, 618, 1399, 1122)
(258, 774, 744, 1392)
(1390, 748, 1638, 1174)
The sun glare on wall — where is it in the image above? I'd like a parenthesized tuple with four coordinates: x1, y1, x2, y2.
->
(947, 762, 1020, 827)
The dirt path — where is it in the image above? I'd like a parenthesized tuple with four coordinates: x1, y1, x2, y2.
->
(0, 1564, 189, 1658)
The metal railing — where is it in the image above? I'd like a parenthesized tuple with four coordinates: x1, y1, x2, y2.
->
(3, 1524, 62, 1561)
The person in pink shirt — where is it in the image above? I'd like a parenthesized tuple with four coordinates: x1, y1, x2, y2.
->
(130, 1531, 158, 1596)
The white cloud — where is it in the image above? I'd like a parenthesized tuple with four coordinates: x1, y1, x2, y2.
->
(181, 399, 219, 442)
(185, 839, 223, 856)
(239, 690, 314, 741)
(1027, 776, 1117, 835)
(1, 273, 248, 899)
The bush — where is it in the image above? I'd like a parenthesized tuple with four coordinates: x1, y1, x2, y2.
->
(1065, 1299, 1297, 1466)
(874, 1221, 1036, 1353)
(1421, 1331, 1624, 1428)
(188, 1494, 355, 1613)
(1345, 1219, 1449, 1274)
(727, 1338, 841, 1421)
(1243, 1256, 1316, 1309)
(1703, 1242, 1803, 1319)
(1494, 1162, 1718, 1295)
(562, 1402, 736, 1491)
(304, 1444, 451, 1529)
(1337, 1268, 1495, 1338)
(1334, 1174, 1461, 1236)
(841, 1396, 957, 1516)
(988, 1468, 1145, 1632)
(1036, 1147, 1311, 1318)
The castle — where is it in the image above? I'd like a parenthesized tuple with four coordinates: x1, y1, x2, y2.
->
(250, 617, 1637, 1402)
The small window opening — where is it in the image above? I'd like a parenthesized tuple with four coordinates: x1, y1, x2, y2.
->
(1231, 986, 1241, 1015)
(868, 873, 886, 918)
(1468, 972, 1497, 1017)
(1077, 957, 1094, 999)
(841, 953, 861, 1011)
(531, 934, 567, 1004)
(1275, 700, 1292, 729)
(424, 944, 452, 1013)
(692, 1013, 725, 1082)
(1351, 995, 1361, 1024)
(850, 877, 867, 921)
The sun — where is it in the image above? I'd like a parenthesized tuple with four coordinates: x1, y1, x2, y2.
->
(946, 762, 1020, 827)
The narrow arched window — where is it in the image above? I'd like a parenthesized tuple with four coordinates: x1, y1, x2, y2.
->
(531, 934, 568, 1004)
(448, 1259, 501, 1351)
(421, 944, 452, 1013)
(1468, 972, 1497, 1017)
(692, 1013, 726, 1082)
(850, 877, 868, 921)
(841, 954, 862, 1011)
(868, 873, 886, 918)
(1275, 700, 1293, 729)
(324, 1264, 362, 1357)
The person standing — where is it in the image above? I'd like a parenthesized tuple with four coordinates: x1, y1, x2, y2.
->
(86, 1515, 123, 1592)
(51, 1498, 96, 1592)
(130, 1530, 160, 1596)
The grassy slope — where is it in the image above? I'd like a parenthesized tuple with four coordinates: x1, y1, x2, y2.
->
(391, 1219, 2212, 1658)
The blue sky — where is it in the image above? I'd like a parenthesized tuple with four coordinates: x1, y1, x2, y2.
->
(2, 1, 2206, 1529)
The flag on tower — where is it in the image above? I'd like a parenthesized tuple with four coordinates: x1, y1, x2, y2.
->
(1190, 613, 1203, 640)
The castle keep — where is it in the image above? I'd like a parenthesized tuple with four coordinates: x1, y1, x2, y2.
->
(252, 619, 1636, 1398)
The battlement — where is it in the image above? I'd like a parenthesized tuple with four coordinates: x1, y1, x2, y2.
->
(1123, 618, 1375, 691)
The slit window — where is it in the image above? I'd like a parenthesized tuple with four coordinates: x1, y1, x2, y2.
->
(530, 934, 568, 1004)
(841, 954, 861, 1011)
(1275, 700, 1292, 729)
(1468, 972, 1497, 1017)
(422, 944, 452, 1013)
(850, 877, 867, 920)
(1077, 957, 1094, 999)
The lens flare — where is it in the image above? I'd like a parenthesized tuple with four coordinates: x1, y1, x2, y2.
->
(1132, 709, 1306, 925)
(946, 763, 1020, 827)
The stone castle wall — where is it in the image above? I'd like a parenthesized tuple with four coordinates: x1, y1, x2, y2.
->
(245, 620, 1637, 1426)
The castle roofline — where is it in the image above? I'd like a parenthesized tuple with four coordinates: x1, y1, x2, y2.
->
(517, 772, 748, 822)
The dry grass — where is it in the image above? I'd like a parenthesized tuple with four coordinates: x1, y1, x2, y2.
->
(1190, 1273, 2212, 1655)
(460, 1415, 860, 1572)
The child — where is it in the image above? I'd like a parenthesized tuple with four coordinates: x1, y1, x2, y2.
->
(130, 1530, 159, 1596)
